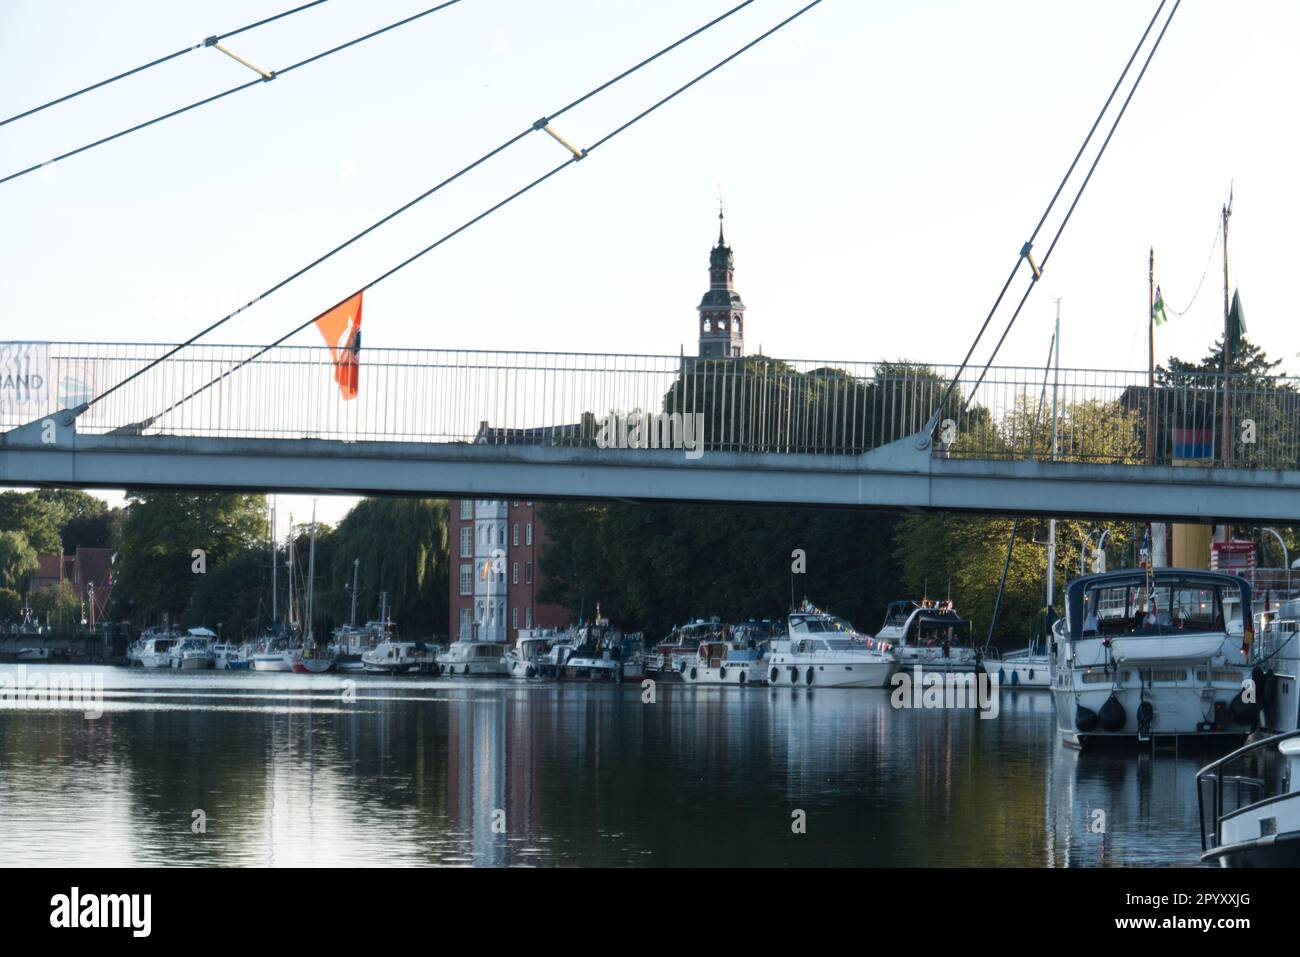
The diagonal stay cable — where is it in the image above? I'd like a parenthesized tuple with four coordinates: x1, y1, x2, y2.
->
(81, 0, 760, 414)
(927, 0, 1167, 431)
(959, 0, 1181, 414)
(131, 0, 827, 431)
(0, 0, 332, 128)
(0, 0, 467, 186)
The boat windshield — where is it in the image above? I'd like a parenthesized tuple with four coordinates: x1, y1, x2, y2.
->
(1066, 571, 1249, 640)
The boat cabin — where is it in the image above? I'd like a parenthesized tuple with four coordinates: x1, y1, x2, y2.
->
(1065, 569, 1252, 641)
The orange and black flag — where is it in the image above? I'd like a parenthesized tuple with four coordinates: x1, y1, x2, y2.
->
(314, 291, 363, 400)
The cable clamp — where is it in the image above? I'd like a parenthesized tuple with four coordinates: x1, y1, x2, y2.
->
(532, 116, 549, 131)
(1020, 241, 1042, 281)
(541, 124, 586, 160)
(210, 42, 276, 81)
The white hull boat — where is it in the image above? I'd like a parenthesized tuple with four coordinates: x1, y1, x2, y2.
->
(679, 640, 767, 686)
(1052, 568, 1254, 748)
(437, 640, 507, 677)
(1199, 731, 1300, 866)
(768, 604, 898, 688)
(362, 640, 438, 674)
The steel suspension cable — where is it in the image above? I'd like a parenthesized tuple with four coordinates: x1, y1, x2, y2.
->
(82, 0, 762, 414)
(959, 0, 1181, 414)
(0, 0, 467, 186)
(0, 0, 333, 128)
(132, 0, 827, 429)
(928, 0, 1169, 428)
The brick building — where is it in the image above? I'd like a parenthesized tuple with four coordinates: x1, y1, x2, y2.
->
(448, 499, 568, 644)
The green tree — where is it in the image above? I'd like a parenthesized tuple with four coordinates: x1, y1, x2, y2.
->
(0, 529, 38, 591)
(0, 491, 62, 554)
(538, 500, 901, 640)
(0, 587, 21, 623)
(110, 491, 266, 624)
(29, 580, 81, 629)
(327, 498, 449, 639)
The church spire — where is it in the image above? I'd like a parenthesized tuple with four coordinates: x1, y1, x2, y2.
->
(697, 208, 744, 359)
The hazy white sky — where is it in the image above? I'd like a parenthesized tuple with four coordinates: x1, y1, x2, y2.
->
(3, 0, 1297, 528)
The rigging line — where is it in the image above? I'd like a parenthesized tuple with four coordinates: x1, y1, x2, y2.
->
(0, 0, 466, 186)
(82, 0, 761, 411)
(927, 0, 1167, 428)
(1166, 219, 1222, 316)
(0, 0, 333, 128)
(985, 332, 1057, 649)
(961, 0, 1181, 413)
(133, 0, 828, 428)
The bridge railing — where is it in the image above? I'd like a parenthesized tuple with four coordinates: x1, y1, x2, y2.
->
(1, 342, 1297, 469)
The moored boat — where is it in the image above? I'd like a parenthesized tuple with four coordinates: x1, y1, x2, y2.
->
(16, 647, 51, 662)
(212, 641, 250, 670)
(643, 618, 721, 681)
(362, 640, 439, 675)
(437, 639, 507, 676)
(767, 602, 898, 688)
(876, 599, 978, 673)
(1199, 729, 1300, 866)
(137, 633, 178, 669)
(1052, 568, 1255, 748)
(505, 629, 561, 679)
(678, 634, 768, 686)
(169, 629, 216, 670)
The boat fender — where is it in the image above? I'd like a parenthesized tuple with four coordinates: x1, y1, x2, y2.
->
(1098, 693, 1126, 732)
(679, 659, 687, 673)
(1075, 704, 1099, 733)
(690, 666, 698, 681)
(806, 667, 815, 686)
(1027, 668, 1035, 681)
(525, 665, 535, 679)
(1136, 700, 1153, 735)
(738, 670, 746, 686)
(1252, 666, 1275, 711)
(789, 666, 799, 684)
(1010, 669, 1019, 687)
(770, 667, 779, 683)
(719, 666, 727, 680)
(1229, 689, 1261, 727)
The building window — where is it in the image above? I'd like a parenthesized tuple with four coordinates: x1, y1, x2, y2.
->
(497, 524, 505, 546)
(460, 527, 472, 558)
(525, 561, 533, 584)
(459, 607, 471, 639)
(460, 500, 472, 520)
(512, 606, 519, 630)
(525, 607, 533, 629)
(459, 564, 472, 596)
(526, 523, 533, 546)
(513, 524, 519, 546)
(512, 561, 519, 585)
(475, 600, 484, 623)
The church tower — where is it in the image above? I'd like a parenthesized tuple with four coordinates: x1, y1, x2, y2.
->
(697, 210, 745, 358)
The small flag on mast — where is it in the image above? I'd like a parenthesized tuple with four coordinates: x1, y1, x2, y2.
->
(314, 291, 363, 400)
(1152, 285, 1168, 326)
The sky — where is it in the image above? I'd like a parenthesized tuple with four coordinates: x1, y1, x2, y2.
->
(2, 0, 1298, 530)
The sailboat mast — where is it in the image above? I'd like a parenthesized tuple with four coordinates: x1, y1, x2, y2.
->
(1046, 299, 1060, 610)
(306, 500, 318, 642)
(270, 496, 278, 624)
(286, 514, 294, 632)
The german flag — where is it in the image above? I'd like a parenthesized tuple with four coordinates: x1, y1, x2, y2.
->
(314, 291, 363, 400)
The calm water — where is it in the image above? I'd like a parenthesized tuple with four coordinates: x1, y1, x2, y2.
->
(0, 665, 1209, 866)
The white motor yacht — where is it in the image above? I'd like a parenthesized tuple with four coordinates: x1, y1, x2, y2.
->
(251, 637, 294, 672)
(876, 599, 978, 673)
(1052, 568, 1255, 748)
(169, 630, 216, 670)
(362, 640, 439, 675)
(767, 603, 898, 688)
(437, 640, 508, 676)
(137, 633, 178, 669)
(212, 641, 249, 670)
(505, 630, 560, 679)
(679, 622, 770, 686)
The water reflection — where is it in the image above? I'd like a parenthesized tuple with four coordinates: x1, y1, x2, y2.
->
(0, 667, 1207, 866)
